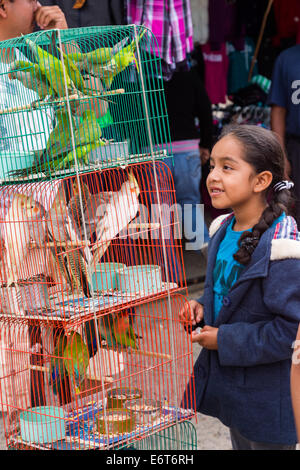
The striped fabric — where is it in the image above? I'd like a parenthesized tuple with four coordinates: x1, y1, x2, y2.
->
(171, 139, 199, 154)
(273, 215, 300, 241)
(220, 213, 300, 242)
(127, 0, 193, 65)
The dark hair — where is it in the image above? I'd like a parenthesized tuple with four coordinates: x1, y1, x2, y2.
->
(219, 124, 293, 265)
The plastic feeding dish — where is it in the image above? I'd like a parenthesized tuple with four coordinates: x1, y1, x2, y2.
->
(91, 262, 126, 292)
(96, 408, 136, 435)
(107, 387, 142, 409)
(89, 140, 129, 165)
(19, 406, 65, 444)
(123, 398, 162, 424)
(117, 265, 162, 295)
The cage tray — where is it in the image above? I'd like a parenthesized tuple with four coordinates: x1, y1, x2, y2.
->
(0, 282, 179, 320)
(63, 400, 194, 449)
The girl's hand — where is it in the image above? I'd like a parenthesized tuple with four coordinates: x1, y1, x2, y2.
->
(192, 325, 218, 350)
(179, 300, 204, 327)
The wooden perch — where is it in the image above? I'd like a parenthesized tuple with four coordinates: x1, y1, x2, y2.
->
(29, 364, 113, 384)
(0, 89, 125, 115)
(130, 348, 172, 361)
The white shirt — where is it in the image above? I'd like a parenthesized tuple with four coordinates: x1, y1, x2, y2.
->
(0, 49, 53, 155)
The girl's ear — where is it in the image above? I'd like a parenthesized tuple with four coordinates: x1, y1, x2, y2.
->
(253, 170, 273, 193)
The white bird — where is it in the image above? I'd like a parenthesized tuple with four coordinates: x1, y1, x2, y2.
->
(4, 193, 43, 286)
(92, 171, 140, 265)
(46, 186, 91, 296)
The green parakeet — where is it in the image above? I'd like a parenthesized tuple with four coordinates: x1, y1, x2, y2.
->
(71, 29, 147, 88)
(56, 46, 86, 94)
(46, 109, 76, 153)
(112, 312, 137, 350)
(67, 36, 129, 71)
(9, 109, 107, 177)
(8, 60, 50, 100)
(63, 331, 90, 394)
(49, 109, 102, 159)
(25, 37, 76, 99)
(49, 333, 68, 396)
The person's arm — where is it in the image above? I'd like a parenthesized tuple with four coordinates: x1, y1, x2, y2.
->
(271, 105, 291, 177)
(291, 324, 300, 442)
(268, 52, 291, 177)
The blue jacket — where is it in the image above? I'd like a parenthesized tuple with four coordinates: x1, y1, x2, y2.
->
(185, 213, 300, 445)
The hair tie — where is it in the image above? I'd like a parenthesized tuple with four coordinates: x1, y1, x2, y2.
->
(240, 236, 259, 254)
(273, 180, 294, 192)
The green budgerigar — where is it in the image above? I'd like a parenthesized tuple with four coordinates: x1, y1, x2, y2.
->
(8, 60, 50, 101)
(70, 29, 147, 88)
(49, 333, 68, 396)
(67, 36, 129, 71)
(25, 36, 77, 99)
(63, 331, 90, 394)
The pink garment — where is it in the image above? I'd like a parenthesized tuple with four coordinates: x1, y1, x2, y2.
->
(127, 0, 193, 65)
(202, 42, 229, 104)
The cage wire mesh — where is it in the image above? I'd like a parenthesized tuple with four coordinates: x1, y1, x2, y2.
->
(0, 24, 197, 451)
(0, 25, 172, 183)
(119, 421, 197, 450)
(0, 162, 186, 322)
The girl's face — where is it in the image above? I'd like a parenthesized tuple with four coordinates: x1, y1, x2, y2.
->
(207, 135, 260, 211)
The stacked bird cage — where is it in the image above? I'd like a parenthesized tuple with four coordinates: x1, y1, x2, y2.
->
(0, 25, 196, 450)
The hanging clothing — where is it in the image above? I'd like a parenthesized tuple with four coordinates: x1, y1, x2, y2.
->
(202, 42, 229, 104)
(40, 0, 127, 27)
(208, 0, 245, 51)
(272, 0, 300, 46)
(189, 0, 209, 45)
(227, 37, 258, 94)
(127, 0, 193, 66)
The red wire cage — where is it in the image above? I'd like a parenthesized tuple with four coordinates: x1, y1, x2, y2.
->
(0, 162, 196, 450)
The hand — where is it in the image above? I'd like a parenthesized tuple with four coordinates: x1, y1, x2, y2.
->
(191, 325, 218, 350)
(179, 300, 204, 327)
(199, 147, 210, 166)
(35, 6, 68, 30)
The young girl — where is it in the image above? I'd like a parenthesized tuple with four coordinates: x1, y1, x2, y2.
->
(180, 124, 300, 450)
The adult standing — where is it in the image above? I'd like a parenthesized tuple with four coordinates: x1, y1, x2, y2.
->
(268, 44, 300, 228)
(163, 62, 213, 249)
(40, 0, 126, 27)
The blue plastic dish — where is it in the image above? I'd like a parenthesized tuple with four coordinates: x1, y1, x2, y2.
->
(19, 406, 65, 444)
(91, 262, 126, 292)
(117, 265, 162, 295)
(0, 151, 36, 180)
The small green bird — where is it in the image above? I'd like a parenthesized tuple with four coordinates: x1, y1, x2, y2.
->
(49, 109, 102, 159)
(49, 333, 68, 397)
(67, 36, 129, 71)
(56, 45, 86, 94)
(25, 36, 76, 99)
(46, 109, 76, 153)
(63, 331, 90, 394)
(112, 312, 137, 350)
(8, 60, 50, 100)
(71, 29, 147, 88)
